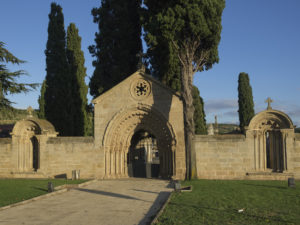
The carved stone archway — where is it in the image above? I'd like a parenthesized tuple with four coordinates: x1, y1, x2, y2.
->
(247, 109, 294, 172)
(11, 118, 57, 173)
(103, 104, 176, 179)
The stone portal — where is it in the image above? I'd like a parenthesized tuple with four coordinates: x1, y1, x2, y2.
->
(247, 108, 294, 172)
(93, 71, 186, 180)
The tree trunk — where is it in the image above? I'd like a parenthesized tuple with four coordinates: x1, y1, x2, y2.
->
(181, 62, 196, 180)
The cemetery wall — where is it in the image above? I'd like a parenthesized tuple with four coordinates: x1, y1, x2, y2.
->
(0, 138, 12, 175)
(292, 134, 300, 178)
(194, 134, 252, 179)
(39, 137, 105, 179)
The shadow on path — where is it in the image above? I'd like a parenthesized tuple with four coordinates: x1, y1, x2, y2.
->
(75, 188, 145, 202)
(138, 191, 171, 225)
(132, 189, 159, 194)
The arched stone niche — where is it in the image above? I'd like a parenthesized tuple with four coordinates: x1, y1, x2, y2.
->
(246, 109, 294, 172)
(102, 104, 178, 179)
(11, 118, 57, 173)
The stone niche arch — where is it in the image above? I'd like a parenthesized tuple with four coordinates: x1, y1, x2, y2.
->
(102, 104, 177, 179)
(11, 118, 57, 173)
(247, 109, 294, 172)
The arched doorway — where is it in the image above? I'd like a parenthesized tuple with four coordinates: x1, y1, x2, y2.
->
(248, 109, 294, 172)
(11, 118, 56, 173)
(127, 130, 160, 178)
(103, 104, 176, 179)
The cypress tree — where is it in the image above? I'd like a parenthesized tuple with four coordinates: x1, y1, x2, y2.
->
(89, 0, 142, 98)
(38, 80, 46, 119)
(144, 0, 225, 179)
(44, 3, 72, 136)
(192, 86, 207, 135)
(238, 72, 255, 133)
(66, 23, 89, 136)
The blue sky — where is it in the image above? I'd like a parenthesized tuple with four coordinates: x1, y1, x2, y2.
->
(1, 1, 300, 126)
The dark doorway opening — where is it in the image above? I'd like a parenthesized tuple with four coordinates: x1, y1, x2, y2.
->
(127, 130, 160, 178)
(31, 136, 39, 171)
(265, 130, 283, 172)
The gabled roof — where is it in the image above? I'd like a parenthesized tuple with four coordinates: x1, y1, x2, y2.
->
(92, 69, 181, 104)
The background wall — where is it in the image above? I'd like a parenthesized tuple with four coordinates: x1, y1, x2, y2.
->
(40, 137, 104, 179)
(194, 135, 252, 179)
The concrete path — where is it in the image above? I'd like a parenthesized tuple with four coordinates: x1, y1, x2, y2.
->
(0, 179, 172, 225)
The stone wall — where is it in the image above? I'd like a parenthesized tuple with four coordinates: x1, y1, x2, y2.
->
(0, 136, 105, 179)
(194, 135, 252, 179)
(39, 137, 104, 179)
(292, 133, 300, 178)
(194, 133, 300, 180)
(0, 138, 12, 175)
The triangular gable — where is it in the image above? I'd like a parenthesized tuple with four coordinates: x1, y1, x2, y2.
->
(92, 69, 181, 104)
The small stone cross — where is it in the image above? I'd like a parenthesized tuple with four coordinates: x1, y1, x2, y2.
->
(27, 106, 34, 117)
(265, 97, 273, 110)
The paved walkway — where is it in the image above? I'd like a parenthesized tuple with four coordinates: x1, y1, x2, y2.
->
(0, 179, 172, 225)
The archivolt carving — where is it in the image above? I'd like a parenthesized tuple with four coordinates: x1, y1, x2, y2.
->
(102, 103, 177, 178)
(248, 110, 294, 130)
(103, 103, 176, 149)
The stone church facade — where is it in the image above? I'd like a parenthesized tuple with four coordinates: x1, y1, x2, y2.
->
(0, 70, 299, 180)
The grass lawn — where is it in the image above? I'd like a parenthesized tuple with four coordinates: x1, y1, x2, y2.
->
(155, 180, 300, 225)
(0, 179, 87, 207)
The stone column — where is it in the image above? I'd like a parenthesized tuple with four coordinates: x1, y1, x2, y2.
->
(119, 151, 124, 177)
(260, 131, 266, 170)
(281, 130, 287, 171)
(124, 149, 128, 177)
(110, 151, 115, 178)
(115, 150, 120, 178)
(172, 148, 176, 177)
(105, 151, 110, 178)
(258, 131, 264, 171)
(275, 131, 280, 171)
(253, 131, 258, 170)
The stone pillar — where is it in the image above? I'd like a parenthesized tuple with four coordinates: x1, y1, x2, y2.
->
(110, 151, 114, 178)
(253, 131, 258, 170)
(116, 150, 120, 178)
(172, 148, 176, 176)
(258, 131, 264, 171)
(260, 131, 265, 170)
(281, 130, 287, 171)
(124, 150, 128, 177)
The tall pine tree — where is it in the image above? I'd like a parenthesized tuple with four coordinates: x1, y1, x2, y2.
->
(66, 23, 89, 136)
(238, 72, 255, 133)
(144, 0, 225, 179)
(44, 3, 72, 136)
(89, 0, 142, 98)
(144, 3, 207, 134)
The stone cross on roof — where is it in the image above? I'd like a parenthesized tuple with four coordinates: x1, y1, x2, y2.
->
(265, 97, 273, 110)
(27, 106, 34, 117)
